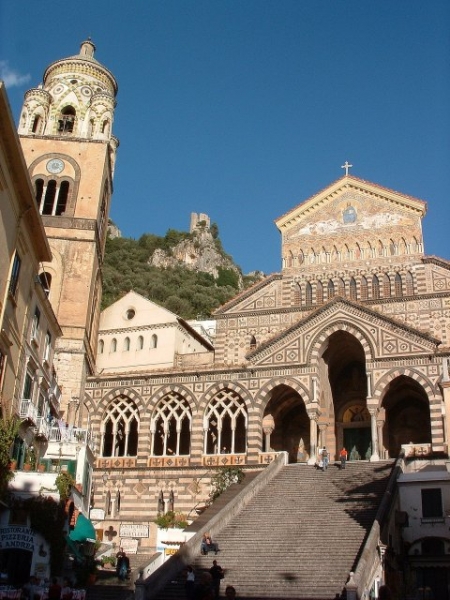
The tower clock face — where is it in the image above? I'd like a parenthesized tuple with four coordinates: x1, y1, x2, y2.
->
(46, 158, 64, 174)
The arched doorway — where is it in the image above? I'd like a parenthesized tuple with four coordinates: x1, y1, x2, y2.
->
(319, 331, 369, 460)
(262, 385, 309, 463)
(382, 375, 431, 457)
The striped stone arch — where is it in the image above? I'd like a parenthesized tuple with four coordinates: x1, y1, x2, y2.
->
(307, 320, 375, 364)
(98, 387, 143, 415)
(198, 381, 254, 412)
(372, 368, 438, 407)
(146, 384, 198, 413)
(254, 377, 311, 416)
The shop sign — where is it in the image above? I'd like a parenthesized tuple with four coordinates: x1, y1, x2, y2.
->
(0, 526, 35, 551)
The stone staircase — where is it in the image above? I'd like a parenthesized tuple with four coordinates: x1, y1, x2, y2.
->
(86, 553, 155, 600)
(152, 461, 394, 600)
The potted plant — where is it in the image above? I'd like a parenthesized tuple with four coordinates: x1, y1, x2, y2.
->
(23, 447, 36, 471)
(101, 555, 116, 569)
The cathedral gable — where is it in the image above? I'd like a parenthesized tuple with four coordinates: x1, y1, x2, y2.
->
(248, 298, 439, 367)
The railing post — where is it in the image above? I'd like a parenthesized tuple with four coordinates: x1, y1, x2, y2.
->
(135, 571, 145, 600)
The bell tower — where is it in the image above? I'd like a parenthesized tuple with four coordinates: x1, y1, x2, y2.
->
(18, 40, 119, 423)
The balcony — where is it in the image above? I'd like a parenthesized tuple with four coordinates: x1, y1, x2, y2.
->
(47, 425, 97, 454)
(19, 399, 38, 423)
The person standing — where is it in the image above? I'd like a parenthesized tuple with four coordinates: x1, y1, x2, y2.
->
(339, 447, 348, 469)
(321, 446, 329, 471)
(209, 560, 224, 599)
(48, 578, 62, 600)
(185, 566, 195, 600)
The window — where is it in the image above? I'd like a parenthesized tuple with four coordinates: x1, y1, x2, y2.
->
(421, 488, 443, 520)
(111, 338, 117, 353)
(292, 284, 301, 305)
(406, 271, 414, 296)
(249, 335, 256, 350)
(394, 273, 403, 297)
(137, 336, 144, 350)
(58, 106, 76, 134)
(327, 279, 335, 299)
(151, 392, 192, 456)
(360, 276, 368, 300)
(31, 307, 41, 341)
(56, 181, 69, 215)
(32, 114, 42, 134)
(42, 180, 57, 215)
(316, 281, 323, 305)
(337, 278, 345, 297)
(205, 389, 247, 455)
(35, 179, 44, 206)
(349, 278, 357, 301)
(98, 339, 104, 354)
(39, 272, 52, 294)
(305, 282, 312, 306)
(150, 334, 158, 349)
(383, 274, 391, 297)
(102, 395, 139, 457)
(9, 252, 21, 297)
(43, 331, 51, 362)
(372, 275, 380, 299)
(22, 373, 34, 400)
(124, 337, 130, 351)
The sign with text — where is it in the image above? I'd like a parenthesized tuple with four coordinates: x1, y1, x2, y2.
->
(119, 538, 139, 554)
(119, 524, 149, 538)
(89, 508, 105, 521)
(0, 526, 36, 551)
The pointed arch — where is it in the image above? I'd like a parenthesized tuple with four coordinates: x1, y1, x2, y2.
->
(349, 277, 357, 301)
(394, 273, 403, 297)
(327, 279, 335, 300)
(150, 391, 192, 456)
(360, 276, 368, 300)
(305, 281, 313, 306)
(101, 394, 139, 457)
(204, 388, 248, 455)
(372, 274, 380, 299)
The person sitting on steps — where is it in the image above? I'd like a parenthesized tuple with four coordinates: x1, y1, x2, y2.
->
(201, 532, 219, 555)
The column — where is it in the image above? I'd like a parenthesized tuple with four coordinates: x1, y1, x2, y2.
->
(377, 419, 385, 459)
(369, 408, 380, 462)
(307, 412, 318, 465)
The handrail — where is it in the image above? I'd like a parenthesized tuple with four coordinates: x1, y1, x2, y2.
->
(349, 453, 405, 598)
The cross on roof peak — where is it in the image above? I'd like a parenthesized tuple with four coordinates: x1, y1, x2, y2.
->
(341, 161, 353, 176)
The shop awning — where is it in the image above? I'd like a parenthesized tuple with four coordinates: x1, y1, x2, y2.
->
(68, 513, 96, 542)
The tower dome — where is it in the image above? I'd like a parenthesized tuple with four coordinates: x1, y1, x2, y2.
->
(18, 40, 118, 140)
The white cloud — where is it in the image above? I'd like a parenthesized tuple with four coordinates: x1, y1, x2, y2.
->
(0, 61, 31, 88)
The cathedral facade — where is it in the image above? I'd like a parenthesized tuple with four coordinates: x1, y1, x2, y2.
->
(86, 175, 450, 548)
(12, 42, 450, 551)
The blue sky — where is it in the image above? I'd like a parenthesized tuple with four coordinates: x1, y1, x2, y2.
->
(2, 1, 449, 274)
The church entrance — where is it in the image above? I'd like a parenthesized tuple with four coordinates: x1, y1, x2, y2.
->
(263, 385, 310, 463)
(343, 426, 371, 461)
(382, 375, 431, 457)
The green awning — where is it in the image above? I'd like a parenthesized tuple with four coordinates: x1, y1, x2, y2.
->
(68, 513, 96, 542)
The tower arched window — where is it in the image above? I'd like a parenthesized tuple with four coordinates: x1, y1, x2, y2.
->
(58, 106, 76, 134)
(394, 273, 403, 297)
(42, 180, 57, 215)
(101, 119, 110, 135)
(32, 114, 42, 134)
(150, 334, 158, 349)
(360, 276, 368, 300)
(327, 279, 335, 299)
(111, 338, 117, 353)
(372, 275, 380, 299)
(349, 277, 357, 300)
(35, 179, 44, 206)
(101, 395, 139, 457)
(56, 181, 69, 215)
(151, 392, 191, 456)
(205, 389, 247, 455)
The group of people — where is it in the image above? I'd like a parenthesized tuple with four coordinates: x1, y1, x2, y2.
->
(22, 577, 74, 600)
(185, 561, 236, 600)
(317, 446, 348, 471)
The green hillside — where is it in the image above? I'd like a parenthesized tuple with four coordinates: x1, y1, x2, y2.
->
(102, 229, 261, 319)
